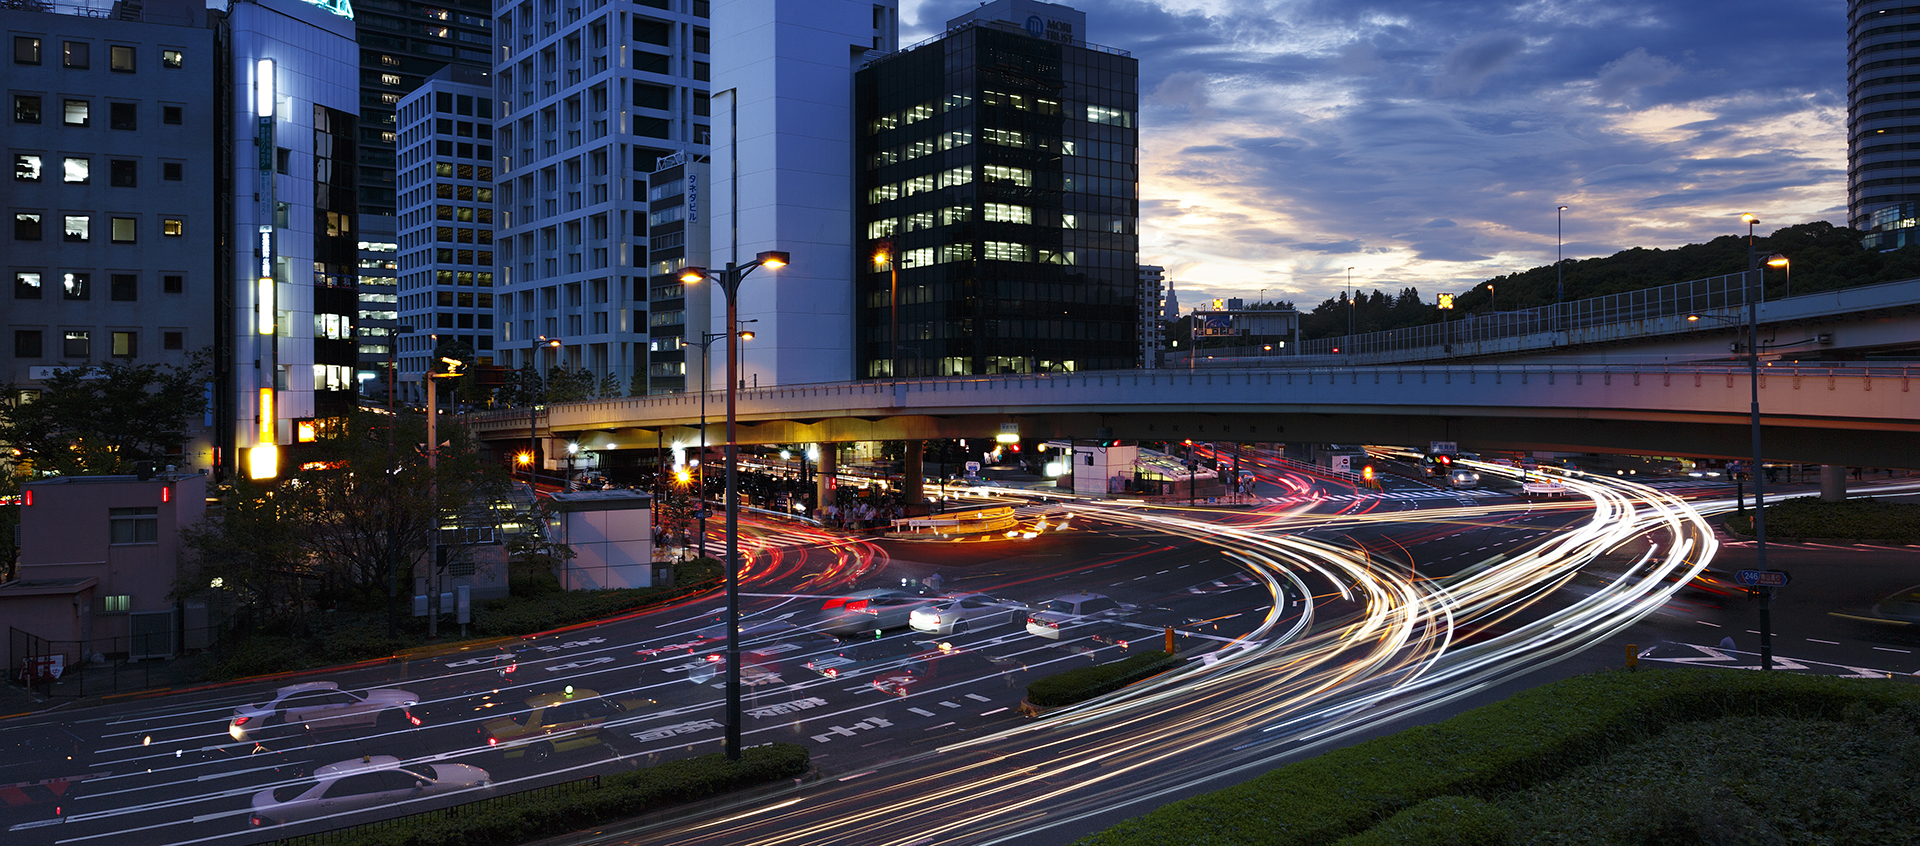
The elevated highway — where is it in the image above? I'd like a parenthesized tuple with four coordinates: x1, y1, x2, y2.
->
(468, 360, 1920, 468)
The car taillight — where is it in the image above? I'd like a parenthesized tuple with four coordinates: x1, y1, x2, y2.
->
(825, 668, 837, 677)
(232, 716, 250, 727)
(846, 600, 868, 613)
(250, 815, 265, 827)
(408, 713, 422, 726)
(486, 736, 498, 746)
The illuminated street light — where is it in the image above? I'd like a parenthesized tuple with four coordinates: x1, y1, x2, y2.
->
(1766, 252, 1789, 298)
(1741, 213, 1774, 670)
(677, 249, 790, 761)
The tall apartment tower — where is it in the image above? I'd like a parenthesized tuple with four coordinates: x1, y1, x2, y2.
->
(394, 65, 498, 400)
(492, 0, 712, 391)
(1851, 1, 1920, 246)
(708, 0, 898, 388)
(853, 0, 1138, 377)
(1137, 265, 1163, 368)
(355, 0, 493, 219)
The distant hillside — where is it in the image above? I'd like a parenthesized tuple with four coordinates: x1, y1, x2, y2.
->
(1294, 222, 1920, 341)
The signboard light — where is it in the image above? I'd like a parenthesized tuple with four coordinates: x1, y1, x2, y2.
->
(255, 59, 275, 118)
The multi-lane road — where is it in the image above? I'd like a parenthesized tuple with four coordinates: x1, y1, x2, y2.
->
(3, 456, 1909, 846)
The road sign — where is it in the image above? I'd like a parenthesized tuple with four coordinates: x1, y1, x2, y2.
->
(694, 509, 712, 519)
(1736, 569, 1791, 588)
(1429, 441, 1457, 455)
(964, 461, 981, 474)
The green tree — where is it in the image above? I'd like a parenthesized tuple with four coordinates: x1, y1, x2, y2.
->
(596, 371, 624, 399)
(546, 367, 596, 402)
(0, 354, 209, 476)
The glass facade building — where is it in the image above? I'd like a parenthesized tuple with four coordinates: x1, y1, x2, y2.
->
(854, 11, 1138, 378)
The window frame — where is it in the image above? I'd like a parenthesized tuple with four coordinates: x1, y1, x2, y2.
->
(62, 40, 88, 68)
(109, 44, 134, 73)
(109, 216, 136, 243)
(63, 98, 89, 127)
(14, 36, 41, 65)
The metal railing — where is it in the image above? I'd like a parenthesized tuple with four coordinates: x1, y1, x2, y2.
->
(1299, 271, 1757, 358)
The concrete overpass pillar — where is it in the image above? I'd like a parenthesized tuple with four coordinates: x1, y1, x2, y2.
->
(815, 445, 837, 512)
(903, 440, 925, 505)
(1821, 464, 1848, 502)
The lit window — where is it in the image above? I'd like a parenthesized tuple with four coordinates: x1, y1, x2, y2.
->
(162, 49, 182, 68)
(380, 73, 402, 86)
(64, 99, 89, 126)
(63, 40, 88, 68)
(102, 595, 131, 613)
(63, 272, 89, 299)
(14, 36, 41, 65)
(162, 218, 184, 236)
(14, 213, 42, 241)
(64, 215, 90, 242)
(109, 45, 134, 72)
(14, 154, 41, 181)
(111, 330, 136, 357)
(984, 203, 1032, 224)
(15, 272, 42, 299)
(110, 217, 135, 243)
(63, 329, 89, 357)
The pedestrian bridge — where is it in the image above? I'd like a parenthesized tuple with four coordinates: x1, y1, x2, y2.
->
(468, 360, 1920, 468)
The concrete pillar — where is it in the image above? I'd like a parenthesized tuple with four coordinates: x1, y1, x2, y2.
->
(1821, 464, 1848, 502)
(815, 445, 837, 512)
(903, 440, 925, 505)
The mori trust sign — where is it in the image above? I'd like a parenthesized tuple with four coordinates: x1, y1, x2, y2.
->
(303, 0, 353, 19)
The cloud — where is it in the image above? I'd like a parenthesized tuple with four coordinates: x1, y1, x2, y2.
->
(1595, 48, 1682, 103)
(1433, 31, 1528, 96)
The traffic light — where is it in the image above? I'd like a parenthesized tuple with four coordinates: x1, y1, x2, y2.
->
(1436, 455, 1451, 465)
(1362, 465, 1376, 482)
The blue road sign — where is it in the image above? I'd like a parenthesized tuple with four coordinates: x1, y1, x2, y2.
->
(1736, 569, 1790, 588)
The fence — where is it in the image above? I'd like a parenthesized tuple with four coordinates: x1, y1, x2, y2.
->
(1299, 271, 1757, 358)
(9, 609, 226, 699)
(259, 773, 603, 846)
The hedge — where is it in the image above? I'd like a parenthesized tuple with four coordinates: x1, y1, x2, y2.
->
(1723, 497, 1920, 543)
(1027, 650, 1180, 709)
(1073, 668, 1920, 846)
(281, 742, 810, 846)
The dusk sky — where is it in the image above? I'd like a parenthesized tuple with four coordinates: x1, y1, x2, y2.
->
(905, 0, 1850, 311)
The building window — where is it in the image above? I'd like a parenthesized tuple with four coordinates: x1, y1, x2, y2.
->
(109, 102, 135, 130)
(14, 330, 42, 358)
(63, 329, 89, 358)
(110, 217, 135, 243)
(380, 72, 402, 86)
(111, 331, 136, 357)
(101, 595, 131, 613)
(162, 49, 181, 69)
(64, 157, 88, 183)
(162, 330, 183, 349)
(276, 147, 291, 174)
(110, 273, 137, 301)
(63, 272, 89, 299)
(15, 271, 42, 299)
(110, 159, 137, 187)
(63, 215, 89, 242)
(162, 161, 182, 181)
(14, 153, 40, 181)
(14, 213, 41, 241)
(162, 274, 183, 293)
(14, 95, 41, 123)
(162, 218, 183, 237)
(14, 36, 40, 65)
(63, 40, 88, 68)
(109, 507, 157, 544)
(64, 99, 89, 127)
(109, 45, 134, 72)
(163, 105, 182, 125)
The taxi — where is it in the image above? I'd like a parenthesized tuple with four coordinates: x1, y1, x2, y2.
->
(479, 687, 655, 762)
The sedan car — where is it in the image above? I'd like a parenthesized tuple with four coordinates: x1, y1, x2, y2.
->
(815, 589, 941, 636)
(1025, 593, 1135, 639)
(480, 687, 655, 761)
(230, 682, 420, 742)
(248, 755, 488, 827)
(909, 593, 1029, 635)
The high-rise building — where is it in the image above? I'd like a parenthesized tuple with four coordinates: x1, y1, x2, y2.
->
(1137, 265, 1163, 368)
(708, 0, 897, 388)
(394, 64, 498, 400)
(642, 153, 709, 395)
(853, 0, 1137, 377)
(492, 0, 712, 392)
(4, 0, 219, 469)
(1850, 1, 1920, 236)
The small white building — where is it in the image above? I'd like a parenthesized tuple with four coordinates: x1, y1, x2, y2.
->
(546, 490, 657, 589)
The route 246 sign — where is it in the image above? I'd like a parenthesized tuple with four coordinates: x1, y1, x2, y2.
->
(1736, 569, 1791, 588)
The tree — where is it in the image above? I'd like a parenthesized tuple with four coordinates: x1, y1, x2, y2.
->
(177, 478, 316, 631)
(596, 371, 624, 399)
(0, 353, 209, 476)
(546, 367, 596, 403)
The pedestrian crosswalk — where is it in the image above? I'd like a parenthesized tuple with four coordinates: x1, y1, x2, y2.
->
(1266, 488, 1506, 503)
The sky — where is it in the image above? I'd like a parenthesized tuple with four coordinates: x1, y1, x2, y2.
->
(904, 0, 1850, 311)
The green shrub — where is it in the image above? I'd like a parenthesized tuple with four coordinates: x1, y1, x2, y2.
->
(1027, 650, 1179, 709)
(321, 743, 810, 846)
(1074, 669, 1920, 846)
(208, 635, 307, 680)
(1334, 795, 1511, 846)
(1724, 496, 1920, 542)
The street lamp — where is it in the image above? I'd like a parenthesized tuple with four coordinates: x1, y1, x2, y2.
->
(385, 323, 412, 638)
(678, 249, 789, 761)
(686, 326, 754, 560)
(1556, 205, 1569, 333)
(874, 243, 900, 377)
(1742, 212, 1773, 669)
(424, 349, 466, 640)
(1766, 253, 1789, 299)
(1346, 266, 1354, 343)
(524, 336, 562, 486)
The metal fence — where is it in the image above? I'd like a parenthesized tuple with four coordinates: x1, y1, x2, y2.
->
(1299, 271, 1757, 358)
(9, 613, 226, 699)
(259, 774, 603, 846)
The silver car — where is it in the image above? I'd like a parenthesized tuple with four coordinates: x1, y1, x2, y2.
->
(909, 593, 1028, 635)
(229, 681, 420, 742)
(815, 589, 940, 636)
(1025, 593, 1135, 640)
(248, 755, 489, 827)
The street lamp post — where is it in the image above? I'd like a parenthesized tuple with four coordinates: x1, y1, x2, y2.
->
(424, 349, 466, 640)
(679, 249, 790, 762)
(1740, 212, 1773, 670)
(385, 324, 412, 638)
(875, 242, 900, 377)
(523, 336, 562, 486)
(1556, 205, 1569, 333)
(1766, 252, 1789, 299)
(688, 327, 753, 559)
(1346, 266, 1354, 343)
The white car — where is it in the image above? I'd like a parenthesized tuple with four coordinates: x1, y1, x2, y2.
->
(229, 681, 420, 742)
(1025, 593, 1135, 639)
(909, 593, 1028, 635)
(248, 755, 488, 827)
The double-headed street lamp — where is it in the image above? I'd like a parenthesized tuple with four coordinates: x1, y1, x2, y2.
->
(424, 350, 466, 640)
(678, 249, 789, 762)
(517, 336, 563, 486)
(686, 326, 754, 559)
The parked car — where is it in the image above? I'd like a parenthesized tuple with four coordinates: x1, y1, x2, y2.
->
(814, 589, 941, 636)
(1025, 593, 1136, 639)
(229, 682, 419, 742)
(247, 755, 489, 827)
(909, 593, 1028, 635)
(480, 687, 656, 761)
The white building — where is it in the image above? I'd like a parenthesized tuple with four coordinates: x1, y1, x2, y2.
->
(1138, 265, 1164, 368)
(707, 0, 896, 388)
(491, 0, 712, 394)
(395, 64, 498, 401)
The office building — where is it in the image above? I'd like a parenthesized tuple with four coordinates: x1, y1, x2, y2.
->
(492, 0, 712, 392)
(853, 0, 1138, 377)
(1850, 1, 1920, 232)
(707, 0, 896, 388)
(5, 0, 219, 469)
(394, 64, 497, 399)
(1137, 265, 1163, 368)
(642, 152, 709, 395)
